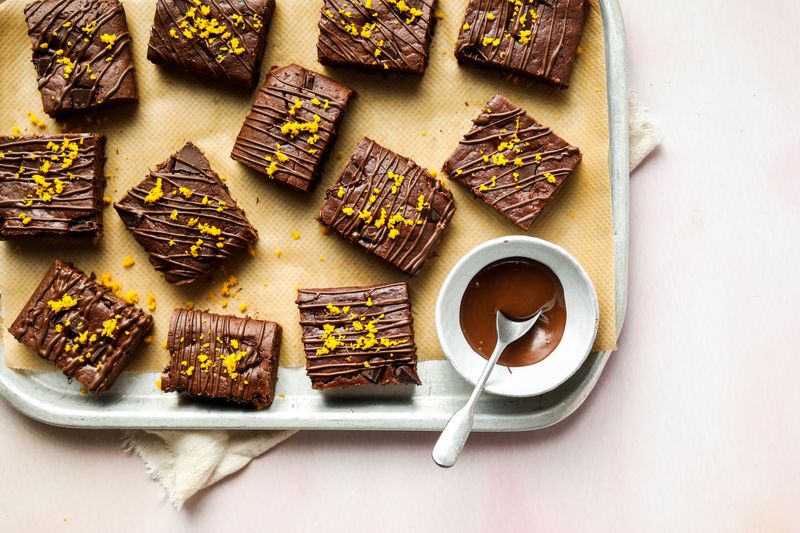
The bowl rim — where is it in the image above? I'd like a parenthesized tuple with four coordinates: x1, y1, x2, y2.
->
(435, 235, 600, 398)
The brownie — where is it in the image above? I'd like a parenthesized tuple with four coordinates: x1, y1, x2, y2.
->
(317, 0, 436, 75)
(160, 309, 282, 408)
(317, 137, 456, 276)
(24, 0, 138, 118)
(114, 142, 258, 285)
(0, 134, 106, 241)
(454, 0, 586, 88)
(8, 260, 153, 394)
(146, 0, 275, 89)
(443, 94, 581, 230)
(297, 282, 420, 390)
(231, 64, 354, 191)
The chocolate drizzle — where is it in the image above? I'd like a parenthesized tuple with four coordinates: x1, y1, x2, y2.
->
(24, 0, 138, 117)
(455, 0, 585, 88)
(317, 137, 456, 276)
(317, 0, 436, 75)
(114, 142, 258, 285)
(297, 282, 421, 389)
(231, 64, 354, 191)
(8, 260, 153, 393)
(146, 0, 275, 88)
(460, 257, 566, 366)
(0, 134, 106, 241)
(160, 309, 282, 408)
(443, 93, 581, 230)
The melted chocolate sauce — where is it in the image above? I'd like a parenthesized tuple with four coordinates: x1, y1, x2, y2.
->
(459, 257, 566, 367)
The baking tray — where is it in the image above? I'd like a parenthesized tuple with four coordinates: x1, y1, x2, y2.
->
(0, 0, 628, 431)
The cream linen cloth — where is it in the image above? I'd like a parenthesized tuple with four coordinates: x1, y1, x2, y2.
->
(628, 94, 663, 169)
(122, 94, 661, 509)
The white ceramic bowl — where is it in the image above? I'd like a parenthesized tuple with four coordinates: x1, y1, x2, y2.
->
(435, 236, 599, 397)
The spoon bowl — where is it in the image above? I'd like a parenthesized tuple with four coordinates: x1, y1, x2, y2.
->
(435, 236, 600, 398)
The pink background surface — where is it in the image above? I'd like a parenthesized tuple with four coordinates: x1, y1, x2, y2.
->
(2, 1, 799, 530)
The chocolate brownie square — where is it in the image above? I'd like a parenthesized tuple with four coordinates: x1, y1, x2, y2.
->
(454, 0, 586, 87)
(8, 260, 154, 393)
(317, 137, 456, 276)
(147, 0, 275, 88)
(0, 133, 106, 241)
(297, 282, 420, 389)
(443, 93, 581, 230)
(317, 0, 436, 75)
(160, 309, 282, 408)
(114, 142, 258, 285)
(24, 0, 138, 117)
(231, 64, 354, 191)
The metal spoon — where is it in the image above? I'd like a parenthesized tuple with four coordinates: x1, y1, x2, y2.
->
(432, 309, 543, 468)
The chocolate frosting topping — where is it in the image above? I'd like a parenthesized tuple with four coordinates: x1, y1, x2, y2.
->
(160, 309, 282, 408)
(114, 142, 258, 285)
(443, 93, 581, 230)
(317, 137, 456, 276)
(460, 257, 566, 366)
(231, 64, 355, 191)
(0, 134, 106, 241)
(317, 0, 437, 75)
(8, 260, 153, 393)
(146, 0, 275, 88)
(297, 282, 421, 390)
(454, 0, 586, 88)
(24, 0, 138, 117)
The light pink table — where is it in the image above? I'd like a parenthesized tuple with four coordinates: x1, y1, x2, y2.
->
(2, 1, 799, 530)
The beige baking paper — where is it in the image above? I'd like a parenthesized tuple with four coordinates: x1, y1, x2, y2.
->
(1, 0, 614, 372)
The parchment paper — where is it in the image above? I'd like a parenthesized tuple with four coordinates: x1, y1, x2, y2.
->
(1, 0, 614, 372)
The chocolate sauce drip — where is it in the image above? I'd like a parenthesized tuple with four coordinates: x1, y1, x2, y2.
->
(460, 257, 566, 367)
(114, 142, 258, 285)
(160, 308, 282, 408)
(443, 93, 581, 231)
(317, 0, 436, 75)
(146, 0, 275, 88)
(24, 0, 138, 118)
(8, 260, 153, 393)
(454, 0, 586, 88)
(231, 64, 355, 191)
(317, 137, 456, 276)
(297, 282, 421, 390)
(0, 134, 106, 241)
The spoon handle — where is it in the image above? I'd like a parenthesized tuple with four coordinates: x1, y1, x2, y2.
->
(432, 339, 508, 468)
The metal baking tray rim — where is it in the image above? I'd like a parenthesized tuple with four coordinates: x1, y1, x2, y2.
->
(0, 0, 629, 432)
